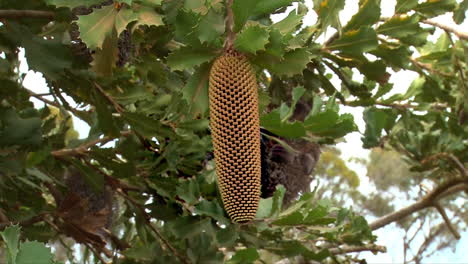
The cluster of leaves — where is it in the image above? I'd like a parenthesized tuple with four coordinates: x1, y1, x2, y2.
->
(0, 0, 466, 263)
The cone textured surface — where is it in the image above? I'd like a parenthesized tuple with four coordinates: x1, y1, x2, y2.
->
(209, 50, 261, 223)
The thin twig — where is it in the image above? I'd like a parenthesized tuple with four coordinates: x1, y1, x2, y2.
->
(51, 131, 132, 157)
(369, 178, 468, 230)
(94, 82, 124, 113)
(84, 242, 109, 264)
(422, 19, 468, 40)
(328, 244, 386, 254)
(410, 58, 454, 78)
(433, 202, 461, 239)
(0, 213, 48, 231)
(117, 190, 191, 264)
(421, 152, 467, 178)
(0, 10, 55, 19)
(26, 89, 85, 117)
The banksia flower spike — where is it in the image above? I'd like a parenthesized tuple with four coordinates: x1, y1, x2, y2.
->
(208, 49, 261, 223)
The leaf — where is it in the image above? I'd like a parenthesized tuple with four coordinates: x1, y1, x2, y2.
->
(0, 225, 20, 264)
(272, 9, 304, 35)
(362, 107, 397, 148)
(168, 217, 211, 239)
(272, 211, 304, 225)
(313, 0, 345, 29)
(370, 44, 412, 68)
(166, 46, 217, 71)
(414, 0, 456, 18)
(261, 110, 306, 138)
(234, 23, 270, 54)
(228, 248, 260, 264)
(45, 0, 102, 8)
(174, 9, 201, 45)
(328, 26, 378, 55)
(133, 6, 164, 28)
(91, 32, 119, 77)
(453, 0, 468, 24)
(183, 64, 211, 117)
(115, 8, 139, 35)
(216, 225, 239, 247)
(304, 110, 357, 139)
(197, 9, 225, 44)
(395, 0, 418, 13)
(255, 48, 312, 77)
(253, 0, 297, 16)
(264, 29, 288, 57)
(232, 0, 258, 32)
(77, 5, 118, 49)
(16, 241, 53, 264)
(0, 107, 42, 147)
(194, 200, 229, 224)
(123, 112, 168, 137)
(342, 0, 380, 31)
(176, 179, 200, 205)
(377, 14, 421, 39)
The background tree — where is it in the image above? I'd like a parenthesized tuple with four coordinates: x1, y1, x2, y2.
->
(0, 0, 467, 263)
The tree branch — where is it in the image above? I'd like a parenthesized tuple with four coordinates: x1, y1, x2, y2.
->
(410, 58, 454, 78)
(421, 19, 468, 40)
(422, 152, 467, 178)
(433, 202, 460, 239)
(328, 244, 387, 255)
(369, 178, 468, 230)
(0, 10, 55, 19)
(51, 131, 132, 157)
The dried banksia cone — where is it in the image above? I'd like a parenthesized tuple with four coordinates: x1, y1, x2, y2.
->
(209, 50, 261, 223)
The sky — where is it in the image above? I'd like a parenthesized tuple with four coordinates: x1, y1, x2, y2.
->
(20, 0, 468, 263)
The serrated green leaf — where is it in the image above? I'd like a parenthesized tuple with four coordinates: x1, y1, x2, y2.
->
(260, 48, 312, 77)
(313, 0, 345, 29)
(16, 241, 53, 264)
(234, 23, 270, 54)
(115, 8, 138, 35)
(304, 110, 357, 138)
(370, 44, 412, 68)
(77, 5, 118, 49)
(272, 9, 304, 35)
(0, 107, 42, 147)
(264, 29, 288, 57)
(174, 9, 200, 45)
(228, 248, 259, 264)
(0, 225, 21, 264)
(197, 9, 225, 44)
(414, 0, 456, 18)
(216, 225, 238, 247)
(183, 64, 210, 117)
(395, 0, 418, 13)
(328, 26, 378, 55)
(91, 32, 119, 76)
(194, 200, 229, 224)
(168, 217, 211, 239)
(176, 178, 200, 205)
(272, 211, 304, 225)
(377, 14, 421, 39)
(261, 110, 306, 138)
(343, 0, 380, 31)
(254, 0, 296, 15)
(167, 46, 216, 71)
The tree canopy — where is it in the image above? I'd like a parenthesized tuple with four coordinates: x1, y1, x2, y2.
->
(0, 0, 467, 263)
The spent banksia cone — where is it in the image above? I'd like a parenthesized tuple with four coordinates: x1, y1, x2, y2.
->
(208, 50, 261, 223)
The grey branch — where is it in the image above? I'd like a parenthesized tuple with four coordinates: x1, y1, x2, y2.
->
(434, 202, 461, 239)
(422, 19, 468, 40)
(0, 10, 55, 19)
(369, 178, 468, 230)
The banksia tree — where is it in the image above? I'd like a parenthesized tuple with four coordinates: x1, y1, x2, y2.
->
(208, 50, 261, 223)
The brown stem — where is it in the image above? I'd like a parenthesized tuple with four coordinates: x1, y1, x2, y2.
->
(51, 131, 132, 157)
(0, 10, 55, 19)
(369, 178, 468, 230)
(94, 82, 124, 113)
(0, 213, 48, 231)
(433, 202, 461, 239)
(27, 90, 85, 117)
(328, 244, 386, 254)
(421, 152, 467, 178)
(410, 58, 453, 78)
(224, 0, 235, 50)
(421, 19, 468, 40)
(117, 190, 191, 264)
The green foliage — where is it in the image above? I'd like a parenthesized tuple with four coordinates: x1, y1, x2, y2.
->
(0, 0, 466, 263)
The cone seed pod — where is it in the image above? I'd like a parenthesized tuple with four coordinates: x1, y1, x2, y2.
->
(208, 50, 261, 223)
